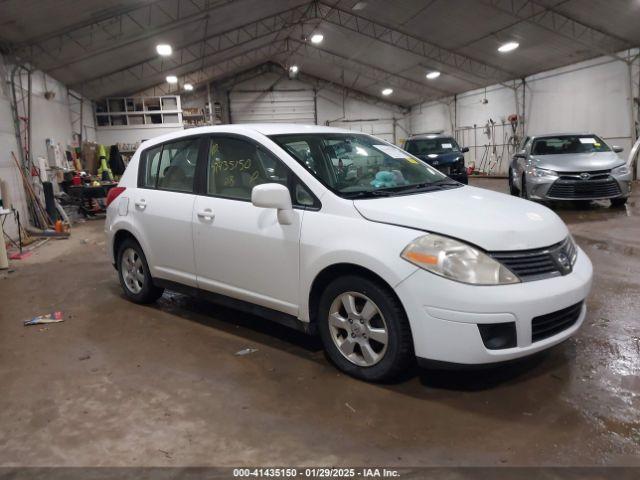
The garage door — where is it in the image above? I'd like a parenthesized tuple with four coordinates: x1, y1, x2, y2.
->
(230, 89, 316, 124)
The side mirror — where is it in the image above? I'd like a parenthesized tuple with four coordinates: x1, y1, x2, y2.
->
(613, 146, 624, 153)
(461, 146, 469, 153)
(514, 149, 527, 159)
(251, 183, 293, 225)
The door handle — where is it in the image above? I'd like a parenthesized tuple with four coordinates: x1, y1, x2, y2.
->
(197, 208, 214, 221)
(135, 199, 147, 209)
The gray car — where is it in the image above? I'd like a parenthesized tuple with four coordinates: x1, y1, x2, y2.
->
(509, 133, 632, 207)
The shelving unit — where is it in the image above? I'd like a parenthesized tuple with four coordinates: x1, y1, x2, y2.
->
(95, 96, 182, 127)
(182, 106, 211, 129)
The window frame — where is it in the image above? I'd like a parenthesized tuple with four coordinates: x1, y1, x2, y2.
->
(137, 134, 207, 194)
(138, 144, 163, 189)
(194, 133, 321, 211)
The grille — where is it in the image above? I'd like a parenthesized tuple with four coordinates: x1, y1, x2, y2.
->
(557, 169, 610, 177)
(531, 301, 583, 342)
(490, 237, 576, 281)
(547, 176, 621, 199)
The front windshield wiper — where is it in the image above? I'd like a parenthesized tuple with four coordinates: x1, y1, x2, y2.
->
(342, 179, 462, 198)
(432, 179, 462, 187)
(341, 189, 400, 198)
(391, 179, 461, 193)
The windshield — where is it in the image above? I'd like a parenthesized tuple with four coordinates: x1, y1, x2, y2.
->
(405, 137, 460, 155)
(532, 135, 611, 155)
(269, 133, 454, 198)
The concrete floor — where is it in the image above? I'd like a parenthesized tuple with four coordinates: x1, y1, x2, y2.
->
(0, 178, 638, 467)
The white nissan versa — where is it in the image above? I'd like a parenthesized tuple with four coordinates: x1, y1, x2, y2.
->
(105, 124, 593, 381)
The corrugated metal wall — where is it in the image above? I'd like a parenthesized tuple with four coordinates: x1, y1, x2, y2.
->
(409, 51, 640, 176)
(327, 119, 396, 143)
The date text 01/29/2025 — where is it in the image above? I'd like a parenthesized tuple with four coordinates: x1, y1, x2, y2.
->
(232, 467, 401, 478)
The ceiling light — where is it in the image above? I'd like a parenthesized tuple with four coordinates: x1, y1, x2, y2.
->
(381, 88, 393, 96)
(166, 75, 178, 84)
(310, 33, 324, 44)
(498, 41, 519, 53)
(426, 71, 441, 80)
(183, 83, 194, 91)
(352, 1, 367, 10)
(289, 65, 299, 73)
(156, 44, 172, 56)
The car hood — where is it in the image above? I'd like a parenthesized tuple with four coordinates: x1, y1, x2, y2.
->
(353, 186, 568, 251)
(415, 151, 462, 165)
(532, 151, 624, 172)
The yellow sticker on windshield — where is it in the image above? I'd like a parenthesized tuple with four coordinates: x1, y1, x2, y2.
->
(594, 143, 601, 147)
(406, 157, 418, 164)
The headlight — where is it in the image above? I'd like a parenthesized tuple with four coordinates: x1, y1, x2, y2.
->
(401, 234, 520, 285)
(567, 234, 578, 266)
(612, 164, 630, 175)
(530, 167, 557, 178)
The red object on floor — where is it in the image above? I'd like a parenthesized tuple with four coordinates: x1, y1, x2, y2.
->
(9, 251, 32, 260)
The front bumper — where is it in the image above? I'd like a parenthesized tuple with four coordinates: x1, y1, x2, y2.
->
(394, 246, 593, 364)
(430, 163, 468, 184)
(526, 171, 632, 201)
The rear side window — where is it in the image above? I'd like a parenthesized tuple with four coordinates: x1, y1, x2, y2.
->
(138, 137, 200, 192)
(157, 138, 200, 192)
(140, 145, 162, 188)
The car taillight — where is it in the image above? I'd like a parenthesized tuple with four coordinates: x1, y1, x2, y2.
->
(106, 186, 126, 207)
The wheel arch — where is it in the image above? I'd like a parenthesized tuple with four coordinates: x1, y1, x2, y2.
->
(307, 263, 409, 328)
(113, 229, 141, 266)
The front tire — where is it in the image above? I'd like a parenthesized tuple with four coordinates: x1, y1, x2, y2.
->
(520, 173, 529, 199)
(117, 239, 164, 304)
(509, 168, 519, 196)
(317, 275, 413, 382)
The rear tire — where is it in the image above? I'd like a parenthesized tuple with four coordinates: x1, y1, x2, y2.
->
(509, 169, 519, 196)
(611, 197, 628, 207)
(117, 238, 164, 304)
(317, 275, 413, 382)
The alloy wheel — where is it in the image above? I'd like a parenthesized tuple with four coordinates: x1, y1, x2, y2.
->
(121, 247, 145, 294)
(328, 292, 389, 367)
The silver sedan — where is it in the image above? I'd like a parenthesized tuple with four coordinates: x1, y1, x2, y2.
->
(509, 133, 632, 207)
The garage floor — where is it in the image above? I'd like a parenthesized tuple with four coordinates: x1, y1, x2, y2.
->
(1, 178, 638, 467)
